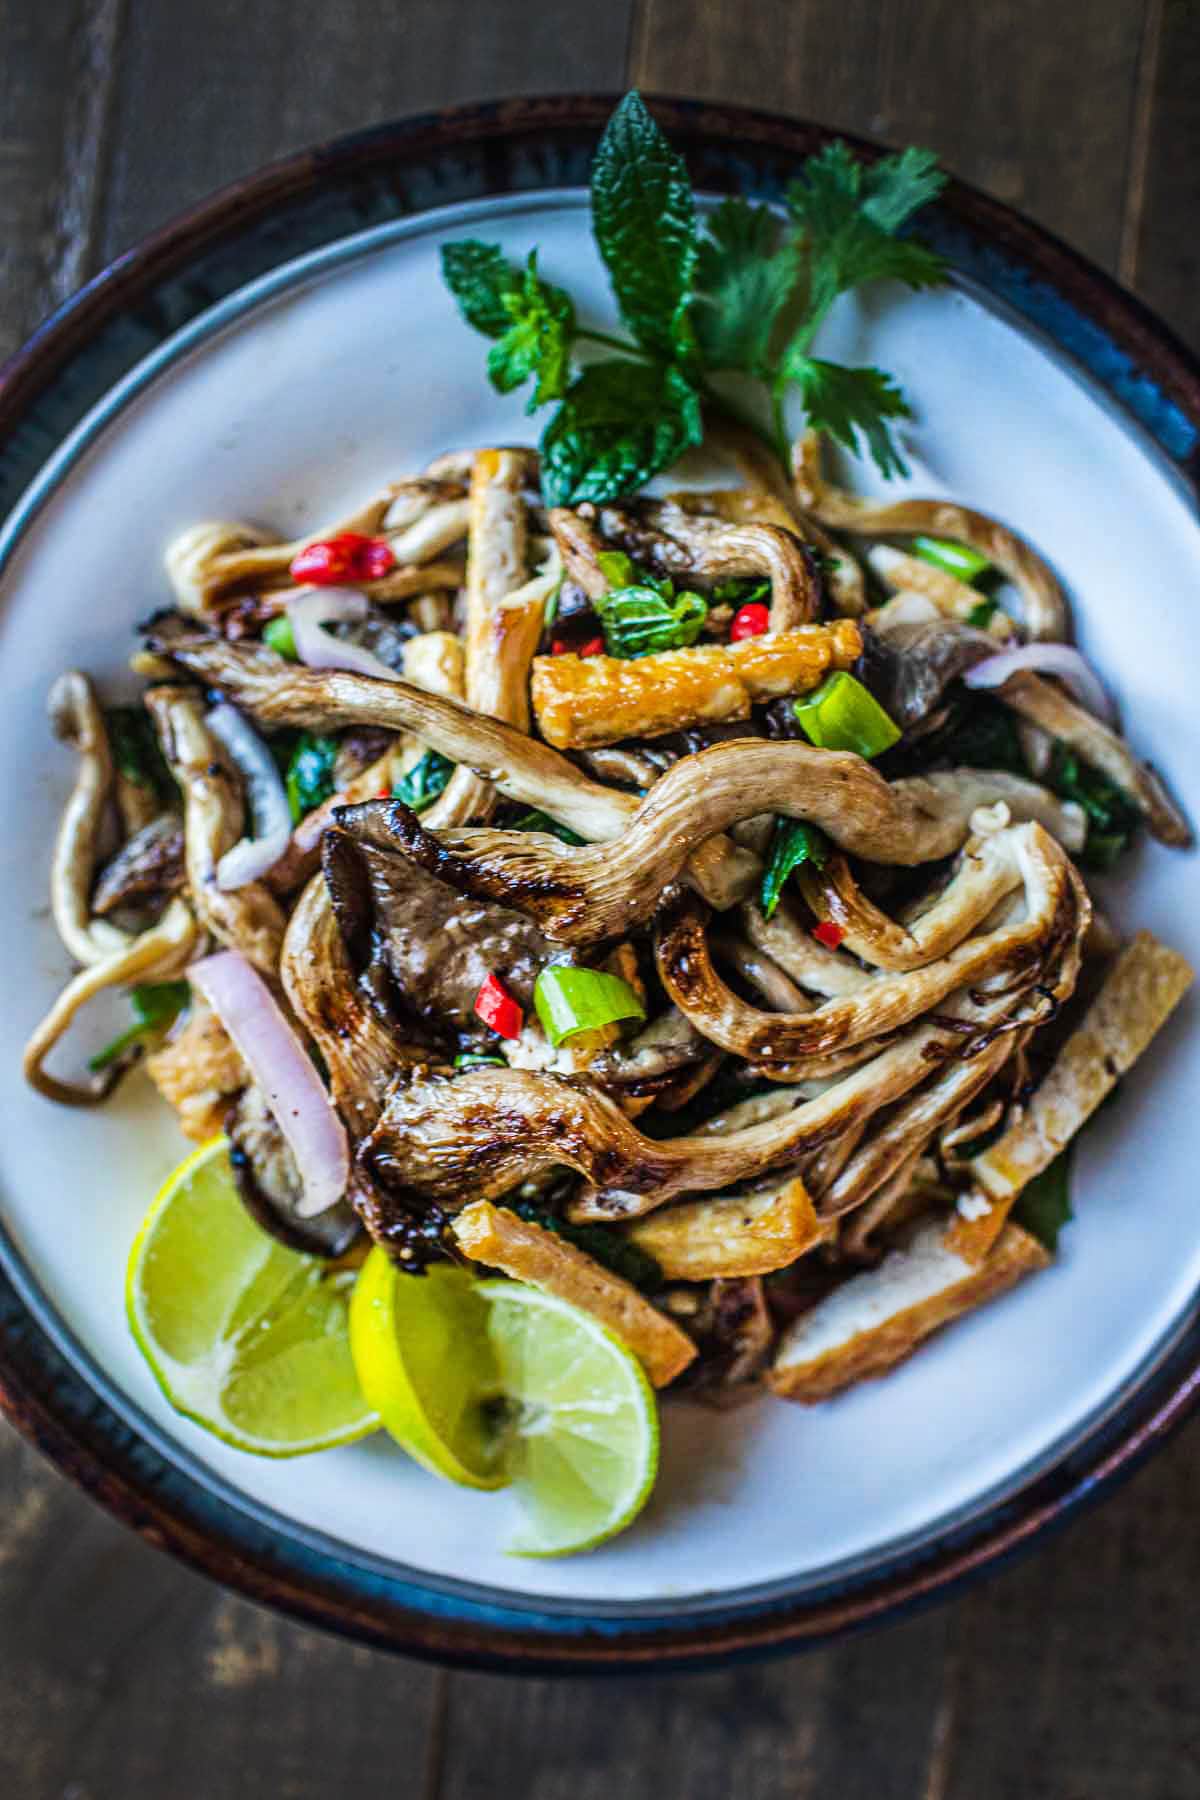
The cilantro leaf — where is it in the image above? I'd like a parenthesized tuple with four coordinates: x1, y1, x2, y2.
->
(787, 358, 912, 478)
(540, 359, 703, 506)
(590, 91, 698, 360)
(440, 240, 518, 337)
(760, 820, 829, 919)
(594, 584, 708, 658)
(786, 143, 947, 302)
(393, 748, 454, 813)
(1012, 1148, 1074, 1253)
(485, 252, 576, 411)
(862, 145, 948, 234)
(693, 198, 800, 372)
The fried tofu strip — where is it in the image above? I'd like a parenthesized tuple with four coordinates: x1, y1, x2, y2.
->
(146, 995, 245, 1141)
(947, 930, 1194, 1261)
(424, 449, 529, 828)
(768, 1219, 1048, 1402)
(624, 1176, 827, 1280)
(451, 1200, 696, 1388)
(531, 621, 862, 751)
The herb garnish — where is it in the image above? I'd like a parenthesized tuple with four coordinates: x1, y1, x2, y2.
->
(760, 821, 830, 919)
(106, 707, 176, 804)
(88, 980, 190, 1073)
(1012, 1148, 1074, 1252)
(512, 1200, 663, 1294)
(284, 733, 339, 823)
(393, 748, 455, 814)
(442, 92, 947, 504)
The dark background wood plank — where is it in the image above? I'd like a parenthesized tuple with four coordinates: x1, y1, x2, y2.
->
(4, 0, 1200, 1794)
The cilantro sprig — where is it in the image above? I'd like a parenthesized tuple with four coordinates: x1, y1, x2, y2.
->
(441, 93, 948, 505)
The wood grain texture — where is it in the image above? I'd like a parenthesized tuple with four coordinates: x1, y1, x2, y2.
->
(631, 0, 1148, 269)
(1121, 0, 1200, 350)
(99, 0, 636, 260)
(4, 0, 1200, 1793)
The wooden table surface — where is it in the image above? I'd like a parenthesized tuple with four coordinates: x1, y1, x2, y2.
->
(4, 2, 1200, 1794)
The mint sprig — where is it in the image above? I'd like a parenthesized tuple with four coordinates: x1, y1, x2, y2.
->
(441, 92, 948, 504)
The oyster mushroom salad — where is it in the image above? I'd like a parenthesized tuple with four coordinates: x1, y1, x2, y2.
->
(23, 93, 1195, 1556)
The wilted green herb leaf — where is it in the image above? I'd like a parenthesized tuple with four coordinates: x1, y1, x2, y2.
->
(393, 748, 454, 814)
(593, 584, 708, 658)
(1047, 745, 1140, 869)
(1012, 1148, 1074, 1252)
(760, 820, 829, 919)
(106, 707, 175, 803)
(88, 979, 191, 1073)
(512, 1200, 663, 1293)
(285, 733, 339, 823)
(509, 809, 586, 846)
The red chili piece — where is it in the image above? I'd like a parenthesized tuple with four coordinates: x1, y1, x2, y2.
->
(729, 601, 770, 642)
(812, 921, 846, 950)
(290, 531, 396, 586)
(376, 789, 392, 800)
(577, 636, 606, 658)
(474, 972, 524, 1039)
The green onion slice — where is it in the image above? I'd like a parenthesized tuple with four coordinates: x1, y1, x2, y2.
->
(533, 966, 646, 1047)
(792, 671, 901, 758)
(453, 1053, 508, 1071)
(263, 615, 298, 660)
(911, 534, 991, 583)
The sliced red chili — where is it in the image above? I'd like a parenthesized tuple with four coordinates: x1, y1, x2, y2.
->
(577, 636, 606, 658)
(290, 531, 396, 586)
(474, 972, 524, 1040)
(811, 921, 846, 950)
(730, 601, 770, 642)
(551, 634, 606, 658)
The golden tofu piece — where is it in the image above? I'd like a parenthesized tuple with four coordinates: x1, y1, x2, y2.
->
(624, 1176, 826, 1281)
(768, 1220, 1048, 1402)
(450, 1200, 696, 1388)
(947, 931, 1193, 1262)
(531, 621, 862, 750)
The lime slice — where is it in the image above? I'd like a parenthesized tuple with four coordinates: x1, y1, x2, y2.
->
(127, 1137, 377, 1456)
(349, 1247, 508, 1489)
(478, 1280, 659, 1557)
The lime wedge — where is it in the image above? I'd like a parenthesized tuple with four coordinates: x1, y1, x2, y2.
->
(127, 1137, 377, 1456)
(349, 1247, 508, 1489)
(478, 1280, 659, 1557)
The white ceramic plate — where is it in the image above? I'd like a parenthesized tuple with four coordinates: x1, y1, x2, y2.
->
(2, 169, 1198, 1622)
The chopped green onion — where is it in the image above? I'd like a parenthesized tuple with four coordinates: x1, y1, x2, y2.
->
(453, 1053, 508, 1070)
(285, 732, 339, 823)
(792, 671, 901, 757)
(542, 575, 564, 630)
(760, 821, 829, 919)
(912, 535, 991, 583)
(88, 979, 191, 1073)
(533, 966, 646, 1047)
(394, 749, 454, 813)
(510, 808, 585, 846)
(263, 615, 298, 659)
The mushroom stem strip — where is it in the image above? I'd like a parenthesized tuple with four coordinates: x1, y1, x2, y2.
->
(792, 430, 1071, 642)
(140, 617, 760, 909)
(23, 898, 197, 1106)
(657, 823, 1088, 1068)
(356, 749, 1093, 950)
(48, 673, 133, 966)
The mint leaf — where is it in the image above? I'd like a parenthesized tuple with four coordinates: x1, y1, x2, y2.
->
(540, 359, 703, 506)
(590, 91, 698, 359)
(788, 358, 911, 479)
(760, 821, 828, 919)
(485, 252, 576, 411)
(1012, 1149, 1074, 1253)
(440, 240, 517, 337)
(693, 198, 800, 372)
(594, 584, 708, 658)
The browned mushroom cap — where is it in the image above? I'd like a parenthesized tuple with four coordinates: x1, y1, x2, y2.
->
(144, 686, 286, 975)
(139, 616, 760, 909)
(997, 670, 1192, 848)
(357, 982, 1048, 1229)
(792, 430, 1071, 642)
(338, 745, 1099, 949)
(92, 812, 186, 916)
(655, 823, 1089, 1069)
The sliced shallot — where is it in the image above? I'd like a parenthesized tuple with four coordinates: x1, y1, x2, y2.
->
(964, 643, 1114, 723)
(206, 702, 293, 890)
(190, 948, 350, 1217)
(288, 588, 399, 681)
